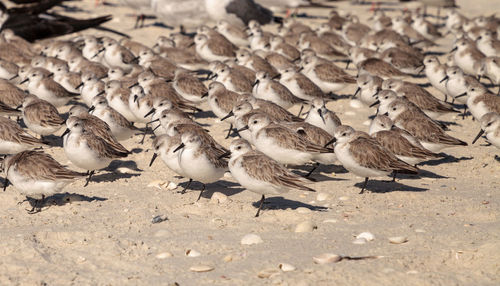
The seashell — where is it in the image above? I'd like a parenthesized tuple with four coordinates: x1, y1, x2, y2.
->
(356, 232, 375, 241)
(313, 253, 342, 264)
(147, 180, 167, 190)
(257, 268, 279, 278)
(296, 207, 312, 213)
(278, 263, 296, 272)
(165, 181, 177, 190)
(189, 265, 214, 272)
(352, 237, 367, 244)
(156, 252, 173, 259)
(210, 192, 228, 204)
(415, 229, 425, 233)
(241, 234, 263, 245)
(316, 193, 329, 201)
(295, 221, 317, 233)
(323, 219, 337, 223)
(338, 196, 349, 201)
(185, 249, 201, 257)
(223, 255, 233, 262)
(389, 236, 408, 244)
(151, 215, 167, 224)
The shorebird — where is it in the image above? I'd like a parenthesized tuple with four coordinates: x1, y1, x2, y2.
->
(173, 131, 228, 200)
(226, 138, 315, 217)
(204, 0, 279, 27)
(21, 68, 78, 108)
(368, 115, 442, 166)
(472, 112, 500, 148)
(386, 100, 467, 152)
(304, 98, 341, 136)
(330, 125, 419, 193)
(89, 96, 140, 141)
(252, 71, 303, 110)
(62, 116, 130, 187)
(21, 96, 65, 139)
(0, 116, 46, 154)
(1, 150, 86, 213)
(300, 55, 356, 94)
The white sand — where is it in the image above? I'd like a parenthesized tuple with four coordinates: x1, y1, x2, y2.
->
(0, 0, 499, 285)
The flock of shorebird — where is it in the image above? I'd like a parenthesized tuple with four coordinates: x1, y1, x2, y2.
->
(0, 0, 499, 217)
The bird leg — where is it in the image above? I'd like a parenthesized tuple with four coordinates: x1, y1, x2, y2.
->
(27, 195, 45, 214)
(359, 177, 369, 194)
(3, 178, 9, 191)
(255, 195, 265, 217)
(225, 123, 233, 139)
(178, 178, 193, 194)
(297, 104, 304, 117)
(462, 106, 468, 120)
(392, 172, 397, 182)
(197, 184, 206, 201)
(84, 170, 95, 187)
(306, 162, 320, 177)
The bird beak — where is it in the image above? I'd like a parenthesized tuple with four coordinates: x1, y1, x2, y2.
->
(88, 106, 95, 112)
(201, 92, 208, 98)
(271, 74, 281, 80)
(450, 46, 457, 53)
(252, 79, 259, 87)
(95, 90, 105, 97)
(149, 153, 158, 167)
(472, 129, 485, 144)
(369, 100, 380, 108)
(218, 151, 231, 159)
(187, 42, 195, 48)
(129, 82, 139, 88)
(439, 75, 449, 83)
(221, 110, 234, 121)
(456, 92, 467, 98)
(61, 128, 70, 138)
(173, 143, 185, 153)
(47, 73, 54, 78)
(237, 125, 249, 132)
(352, 87, 360, 98)
(144, 108, 156, 118)
(19, 78, 28, 84)
(318, 109, 325, 124)
(324, 137, 336, 147)
(9, 74, 18, 81)
(148, 118, 160, 125)
(345, 59, 351, 69)
(297, 67, 303, 73)
(76, 82, 84, 89)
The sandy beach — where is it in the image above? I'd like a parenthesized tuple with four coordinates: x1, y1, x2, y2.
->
(0, 0, 499, 285)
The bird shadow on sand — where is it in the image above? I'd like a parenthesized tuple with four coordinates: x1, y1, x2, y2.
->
(396, 169, 448, 180)
(252, 196, 329, 212)
(24, 193, 107, 211)
(83, 160, 143, 184)
(42, 135, 64, 148)
(419, 154, 473, 166)
(293, 164, 349, 182)
(353, 180, 428, 193)
(180, 180, 246, 200)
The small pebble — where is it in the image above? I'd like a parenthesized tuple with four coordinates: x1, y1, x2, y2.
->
(415, 229, 426, 233)
(313, 253, 342, 264)
(338, 196, 349, 201)
(389, 236, 408, 244)
(241, 234, 263, 245)
(223, 255, 233, 262)
(356, 232, 375, 241)
(185, 249, 201, 257)
(151, 215, 167, 224)
(156, 252, 173, 259)
(210, 192, 228, 204)
(189, 265, 214, 272)
(278, 263, 296, 272)
(322, 219, 337, 223)
(148, 180, 166, 190)
(295, 221, 317, 233)
(165, 181, 177, 190)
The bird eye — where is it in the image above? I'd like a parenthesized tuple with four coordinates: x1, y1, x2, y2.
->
(381, 124, 384, 127)
(159, 103, 163, 106)
(392, 107, 396, 111)
(342, 132, 346, 136)
(487, 122, 492, 127)
(453, 72, 456, 74)
(253, 120, 257, 124)
(236, 146, 241, 150)
(32, 74, 35, 76)
(472, 88, 475, 91)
